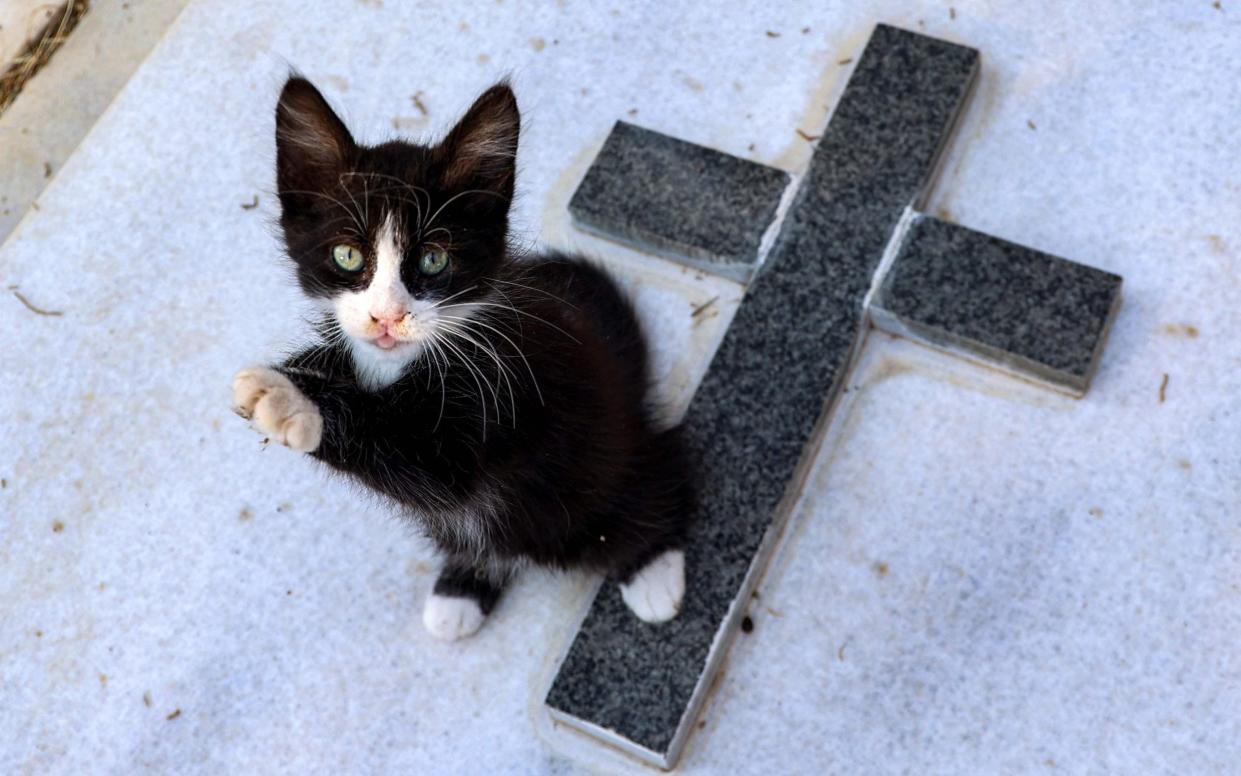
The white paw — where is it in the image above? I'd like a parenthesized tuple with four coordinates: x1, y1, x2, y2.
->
(232, 366, 323, 453)
(422, 593, 486, 641)
(620, 549, 685, 623)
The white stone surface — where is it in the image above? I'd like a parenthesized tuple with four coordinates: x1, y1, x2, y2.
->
(0, 0, 193, 243)
(1, 1, 1238, 774)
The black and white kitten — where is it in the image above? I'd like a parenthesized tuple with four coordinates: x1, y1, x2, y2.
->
(232, 77, 693, 640)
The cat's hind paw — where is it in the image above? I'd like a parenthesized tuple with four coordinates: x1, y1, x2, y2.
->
(232, 366, 322, 453)
(620, 549, 685, 623)
(422, 593, 486, 641)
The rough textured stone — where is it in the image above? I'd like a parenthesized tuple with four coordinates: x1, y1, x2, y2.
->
(873, 215, 1122, 395)
(546, 24, 979, 767)
(568, 121, 791, 281)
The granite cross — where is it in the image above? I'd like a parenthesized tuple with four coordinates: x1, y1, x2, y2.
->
(544, 24, 1122, 769)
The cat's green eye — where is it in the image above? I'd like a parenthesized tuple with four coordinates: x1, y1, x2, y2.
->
(419, 248, 450, 276)
(331, 244, 364, 273)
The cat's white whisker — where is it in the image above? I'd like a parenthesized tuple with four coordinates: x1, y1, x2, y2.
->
(443, 299, 580, 344)
(440, 313, 543, 407)
(437, 319, 519, 422)
(421, 188, 503, 235)
(432, 327, 496, 435)
(436, 321, 515, 424)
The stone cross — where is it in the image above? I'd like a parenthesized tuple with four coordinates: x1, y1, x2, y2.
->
(545, 24, 1122, 769)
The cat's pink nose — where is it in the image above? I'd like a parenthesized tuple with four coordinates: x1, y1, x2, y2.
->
(369, 311, 406, 329)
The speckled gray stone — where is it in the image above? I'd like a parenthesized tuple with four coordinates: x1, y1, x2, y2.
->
(546, 25, 979, 768)
(568, 121, 792, 281)
(872, 215, 1122, 395)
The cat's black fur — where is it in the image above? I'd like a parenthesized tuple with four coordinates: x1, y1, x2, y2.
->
(268, 76, 692, 614)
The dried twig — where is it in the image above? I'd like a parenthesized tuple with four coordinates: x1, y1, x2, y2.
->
(11, 289, 63, 316)
(690, 296, 719, 319)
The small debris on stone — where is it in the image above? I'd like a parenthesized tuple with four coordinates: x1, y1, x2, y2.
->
(241, 195, 259, 210)
(795, 129, 821, 142)
(1027, 119, 1037, 130)
(43, 162, 52, 178)
(696, 719, 706, 730)
(627, 108, 638, 117)
(166, 709, 181, 721)
(765, 31, 780, 38)
(801, 26, 811, 34)
(276, 502, 292, 513)
(1158, 373, 1169, 403)
(837, 57, 853, 65)
(838, 642, 847, 661)
(99, 674, 108, 687)
(950, 7, 957, 19)
(764, 606, 783, 617)
(11, 289, 63, 316)
(740, 616, 754, 634)
(143, 692, 152, 707)
(1089, 507, 1103, 518)
(872, 560, 889, 578)
(690, 296, 719, 319)
(1, 478, 6, 488)
(530, 37, 546, 52)
(411, 92, 428, 115)
(52, 520, 64, 533)
(239, 507, 253, 522)
(1162, 323, 1199, 338)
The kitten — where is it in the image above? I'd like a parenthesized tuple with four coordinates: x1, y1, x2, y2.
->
(232, 76, 693, 641)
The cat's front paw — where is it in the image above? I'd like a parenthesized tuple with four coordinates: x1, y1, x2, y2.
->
(232, 366, 322, 453)
(620, 549, 685, 623)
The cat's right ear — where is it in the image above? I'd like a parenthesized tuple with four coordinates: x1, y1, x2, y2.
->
(275, 76, 357, 198)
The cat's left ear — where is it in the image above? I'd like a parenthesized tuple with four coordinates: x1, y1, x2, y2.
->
(435, 83, 520, 206)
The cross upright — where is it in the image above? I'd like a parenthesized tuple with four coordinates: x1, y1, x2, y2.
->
(545, 23, 1122, 770)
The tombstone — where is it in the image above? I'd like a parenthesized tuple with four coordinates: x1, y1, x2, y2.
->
(545, 23, 1122, 769)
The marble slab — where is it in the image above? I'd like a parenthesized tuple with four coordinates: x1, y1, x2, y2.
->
(568, 121, 791, 282)
(872, 214, 1123, 395)
(6, 2, 1240, 774)
(546, 24, 980, 768)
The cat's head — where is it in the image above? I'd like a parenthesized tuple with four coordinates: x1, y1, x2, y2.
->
(274, 76, 519, 389)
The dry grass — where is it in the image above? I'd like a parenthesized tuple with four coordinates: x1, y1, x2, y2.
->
(0, 1, 90, 117)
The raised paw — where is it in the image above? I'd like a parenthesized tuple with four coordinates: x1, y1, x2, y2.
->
(620, 549, 685, 623)
(231, 366, 322, 453)
(422, 592, 486, 641)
